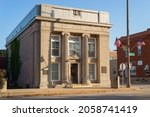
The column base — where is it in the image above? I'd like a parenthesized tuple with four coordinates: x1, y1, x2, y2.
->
(62, 80, 72, 88)
(86, 79, 91, 85)
(83, 79, 91, 85)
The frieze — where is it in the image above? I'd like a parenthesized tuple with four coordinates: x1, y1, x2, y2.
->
(53, 23, 106, 32)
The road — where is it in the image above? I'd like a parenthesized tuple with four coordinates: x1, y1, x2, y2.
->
(2, 85, 150, 100)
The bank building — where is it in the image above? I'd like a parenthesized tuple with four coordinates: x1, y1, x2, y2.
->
(6, 4, 112, 88)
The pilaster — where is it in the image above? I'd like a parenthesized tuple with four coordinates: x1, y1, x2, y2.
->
(99, 34, 111, 87)
(39, 21, 51, 89)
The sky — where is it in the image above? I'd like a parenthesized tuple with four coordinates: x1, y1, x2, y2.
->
(0, 0, 150, 50)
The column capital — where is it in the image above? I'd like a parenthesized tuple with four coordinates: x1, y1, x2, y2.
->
(82, 33, 90, 38)
(62, 32, 70, 37)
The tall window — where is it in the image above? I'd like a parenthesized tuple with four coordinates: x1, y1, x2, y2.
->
(89, 64, 96, 80)
(69, 37, 80, 58)
(51, 35, 60, 57)
(137, 45, 142, 56)
(51, 63, 60, 81)
(130, 66, 136, 76)
(144, 64, 150, 75)
(123, 47, 128, 57)
(88, 38, 96, 57)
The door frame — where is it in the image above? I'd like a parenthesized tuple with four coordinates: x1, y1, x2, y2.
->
(70, 63, 80, 84)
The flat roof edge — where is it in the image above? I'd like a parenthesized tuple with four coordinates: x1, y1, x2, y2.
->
(6, 4, 110, 45)
(6, 5, 40, 45)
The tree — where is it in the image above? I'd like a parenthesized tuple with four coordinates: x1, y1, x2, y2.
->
(0, 69, 7, 89)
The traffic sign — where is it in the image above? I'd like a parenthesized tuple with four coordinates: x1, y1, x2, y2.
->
(129, 52, 135, 56)
(119, 63, 126, 70)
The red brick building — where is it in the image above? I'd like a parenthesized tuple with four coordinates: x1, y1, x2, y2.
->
(117, 28, 150, 84)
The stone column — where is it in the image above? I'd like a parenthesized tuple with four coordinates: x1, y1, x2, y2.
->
(82, 34, 91, 85)
(97, 35, 101, 83)
(81, 36, 85, 83)
(62, 32, 70, 84)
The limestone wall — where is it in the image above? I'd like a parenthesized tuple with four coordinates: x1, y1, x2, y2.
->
(18, 21, 40, 88)
(41, 4, 110, 24)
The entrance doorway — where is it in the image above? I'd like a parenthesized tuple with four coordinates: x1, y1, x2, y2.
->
(71, 63, 78, 84)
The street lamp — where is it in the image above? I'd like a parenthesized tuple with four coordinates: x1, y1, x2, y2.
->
(115, 0, 145, 88)
(126, 0, 131, 88)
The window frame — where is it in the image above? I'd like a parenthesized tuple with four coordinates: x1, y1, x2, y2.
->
(89, 63, 97, 80)
(51, 63, 60, 81)
(69, 36, 81, 58)
(88, 37, 96, 58)
(124, 47, 128, 57)
(130, 66, 136, 76)
(51, 35, 61, 57)
(144, 64, 150, 75)
(137, 45, 142, 56)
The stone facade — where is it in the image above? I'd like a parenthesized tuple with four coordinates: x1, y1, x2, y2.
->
(6, 4, 111, 88)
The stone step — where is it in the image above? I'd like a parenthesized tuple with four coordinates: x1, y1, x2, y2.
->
(54, 83, 103, 88)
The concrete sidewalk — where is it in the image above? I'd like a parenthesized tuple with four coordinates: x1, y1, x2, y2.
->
(0, 86, 141, 98)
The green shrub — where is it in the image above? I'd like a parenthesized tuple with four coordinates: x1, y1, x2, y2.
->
(10, 38, 21, 83)
(0, 69, 7, 89)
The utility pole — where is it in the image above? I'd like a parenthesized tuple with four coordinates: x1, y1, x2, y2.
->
(126, 0, 131, 88)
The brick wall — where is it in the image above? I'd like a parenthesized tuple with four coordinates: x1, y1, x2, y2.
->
(117, 28, 150, 83)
